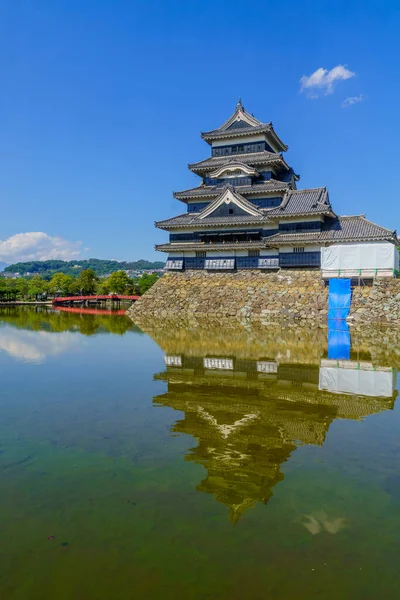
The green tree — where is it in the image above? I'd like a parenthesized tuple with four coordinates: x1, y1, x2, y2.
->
(137, 272, 159, 295)
(0, 277, 8, 298)
(27, 275, 48, 299)
(96, 279, 110, 295)
(74, 269, 98, 295)
(105, 270, 132, 294)
(15, 278, 29, 299)
(48, 273, 74, 296)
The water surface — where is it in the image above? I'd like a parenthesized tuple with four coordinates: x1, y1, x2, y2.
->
(1, 307, 400, 599)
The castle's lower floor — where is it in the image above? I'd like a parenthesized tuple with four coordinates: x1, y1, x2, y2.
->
(165, 247, 320, 271)
(164, 242, 398, 278)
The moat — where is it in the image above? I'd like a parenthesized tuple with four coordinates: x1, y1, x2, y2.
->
(1, 307, 400, 599)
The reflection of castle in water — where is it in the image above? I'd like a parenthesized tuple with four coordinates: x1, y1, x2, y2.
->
(153, 331, 397, 523)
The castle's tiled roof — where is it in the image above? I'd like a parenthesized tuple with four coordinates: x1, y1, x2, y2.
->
(156, 212, 270, 229)
(267, 188, 333, 218)
(189, 151, 289, 174)
(157, 186, 332, 229)
(156, 240, 268, 252)
(202, 123, 274, 140)
(156, 213, 397, 247)
(174, 179, 290, 201)
(322, 215, 398, 243)
(200, 101, 288, 151)
(156, 215, 397, 250)
(266, 216, 398, 245)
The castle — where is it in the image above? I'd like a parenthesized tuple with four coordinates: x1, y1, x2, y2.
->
(156, 100, 397, 276)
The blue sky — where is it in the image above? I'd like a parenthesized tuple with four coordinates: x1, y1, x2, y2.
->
(0, 0, 399, 263)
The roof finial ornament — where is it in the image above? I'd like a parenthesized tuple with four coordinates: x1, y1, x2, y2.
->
(236, 97, 243, 110)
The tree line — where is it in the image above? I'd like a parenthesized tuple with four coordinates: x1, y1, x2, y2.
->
(3, 258, 165, 278)
(0, 269, 160, 301)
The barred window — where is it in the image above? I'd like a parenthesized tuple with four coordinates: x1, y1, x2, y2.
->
(293, 247, 305, 253)
(249, 249, 260, 257)
(196, 251, 206, 258)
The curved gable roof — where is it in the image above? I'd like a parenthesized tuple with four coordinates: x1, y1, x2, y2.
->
(198, 186, 264, 219)
(200, 100, 288, 151)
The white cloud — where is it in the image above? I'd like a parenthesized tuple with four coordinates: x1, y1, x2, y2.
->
(341, 94, 364, 108)
(0, 232, 82, 263)
(0, 328, 81, 363)
(300, 65, 355, 98)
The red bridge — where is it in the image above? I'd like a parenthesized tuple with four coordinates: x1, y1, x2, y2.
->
(53, 306, 128, 316)
(52, 294, 140, 306)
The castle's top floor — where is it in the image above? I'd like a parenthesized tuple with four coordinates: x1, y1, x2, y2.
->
(200, 99, 288, 153)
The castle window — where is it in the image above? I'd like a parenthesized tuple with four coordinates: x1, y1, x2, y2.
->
(196, 251, 206, 258)
(229, 208, 234, 214)
(249, 250, 260, 257)
(293, 247, 305, 253)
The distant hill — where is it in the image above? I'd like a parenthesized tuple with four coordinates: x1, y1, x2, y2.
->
(3, 258, 165, 278)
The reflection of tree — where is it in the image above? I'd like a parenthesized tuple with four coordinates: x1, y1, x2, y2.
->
(0, 306, 143, 336)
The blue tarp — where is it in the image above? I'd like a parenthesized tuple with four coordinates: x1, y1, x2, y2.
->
(328, 278, 352, 320)
(327, 319, 351, 360)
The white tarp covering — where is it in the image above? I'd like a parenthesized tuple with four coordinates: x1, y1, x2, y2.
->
(319, 367, 396, 398)
(321, 243, 398, 272)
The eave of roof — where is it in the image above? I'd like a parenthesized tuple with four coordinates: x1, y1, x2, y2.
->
(155, 213, 271, 230)
(173, 180, 290, 202)
(189, 151, 290, 174)
(156, 240, 268, 252)
(156, 211, 398, 246)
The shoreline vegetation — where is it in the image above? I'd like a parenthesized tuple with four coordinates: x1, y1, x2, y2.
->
(0, 305, 139, 335)
(0, 269, 160, 303)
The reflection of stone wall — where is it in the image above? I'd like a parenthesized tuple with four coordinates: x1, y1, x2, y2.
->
(135, 317, 400, 369)
(138, 317, 326, 363)
(128, 270, 400, 324)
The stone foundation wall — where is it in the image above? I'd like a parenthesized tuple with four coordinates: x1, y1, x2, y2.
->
(127, 270, 400, 324)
